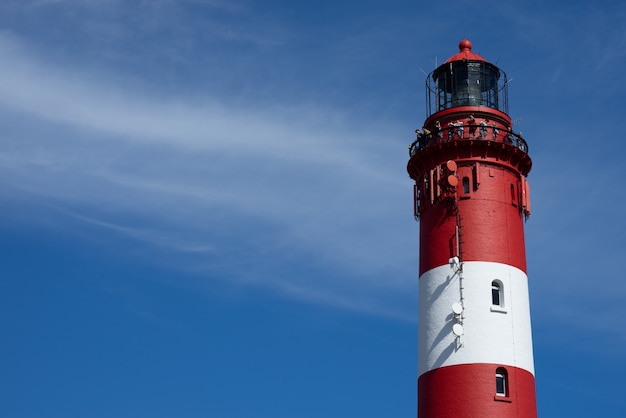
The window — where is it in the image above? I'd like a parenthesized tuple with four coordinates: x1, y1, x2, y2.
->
(463, 177, 470, 194)
(510, 184, 517, 206)
(429, 60, 508, 116)
(495, 368, 508, 396)
(491, 281, 502, 306)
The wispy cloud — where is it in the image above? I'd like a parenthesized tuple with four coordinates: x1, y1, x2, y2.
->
(0, 31, 416, 317)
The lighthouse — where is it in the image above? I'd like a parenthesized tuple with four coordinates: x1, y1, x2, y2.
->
(407, 40, 537, 417)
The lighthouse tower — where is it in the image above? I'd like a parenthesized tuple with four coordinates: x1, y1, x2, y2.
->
(407, 40, 537, 417)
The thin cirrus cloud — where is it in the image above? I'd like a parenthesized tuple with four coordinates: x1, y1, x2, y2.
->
(0, 33, 417, 318)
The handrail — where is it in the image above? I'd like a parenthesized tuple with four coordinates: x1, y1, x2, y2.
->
(409, 123, 528, 156)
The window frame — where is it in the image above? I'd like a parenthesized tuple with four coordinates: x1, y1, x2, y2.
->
(495, 367, 508, 397)
(462, 176, 470, 194)
(490, 280, 507, 313)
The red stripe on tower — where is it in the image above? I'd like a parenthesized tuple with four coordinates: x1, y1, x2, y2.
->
(407, 40, 537, 418)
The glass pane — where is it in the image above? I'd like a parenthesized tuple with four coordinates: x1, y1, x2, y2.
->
(496, 374, 506, 395)
(492, 284, 500, 306)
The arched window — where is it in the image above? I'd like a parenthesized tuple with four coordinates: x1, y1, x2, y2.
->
(496, 367, 508, 396)
(510, 184, 517, 205)
(491, 281, 502, 306)
(463, 177, 470, 194)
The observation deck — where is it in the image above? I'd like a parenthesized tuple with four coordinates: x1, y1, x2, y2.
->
(407, 40, 532, 179)
(407, 121, 532, 180)
(409, 122, 528, 155)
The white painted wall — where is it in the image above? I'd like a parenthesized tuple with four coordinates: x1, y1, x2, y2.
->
(418, 261, 535, 376)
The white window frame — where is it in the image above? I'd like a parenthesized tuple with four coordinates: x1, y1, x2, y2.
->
(490, 280, 507, 313)
(495, 368, 508, 397)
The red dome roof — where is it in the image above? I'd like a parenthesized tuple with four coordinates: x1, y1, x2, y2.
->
(444, 39, 486, 63)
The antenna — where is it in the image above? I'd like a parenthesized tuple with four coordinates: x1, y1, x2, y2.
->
(452, 302, 463, 315)
(449, 256, 460, 271)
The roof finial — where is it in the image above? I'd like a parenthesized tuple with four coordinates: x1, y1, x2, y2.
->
(459, 39, 472, 52)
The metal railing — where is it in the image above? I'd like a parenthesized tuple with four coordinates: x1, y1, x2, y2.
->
(409, 124, 528, 156)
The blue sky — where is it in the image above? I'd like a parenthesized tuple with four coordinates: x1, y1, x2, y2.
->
(1, 0, 625, 417)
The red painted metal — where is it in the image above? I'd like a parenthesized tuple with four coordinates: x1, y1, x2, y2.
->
(417, 161, 527, 274)
(424, 106, 511, 132)
(523, 177, 532, 216)
(443, 39, 487, 63)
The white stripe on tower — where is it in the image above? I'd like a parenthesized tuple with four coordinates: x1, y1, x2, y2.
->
(418, 262, 534, 375)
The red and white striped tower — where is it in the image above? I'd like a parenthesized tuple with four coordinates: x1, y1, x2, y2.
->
(407, 40, 537, 417)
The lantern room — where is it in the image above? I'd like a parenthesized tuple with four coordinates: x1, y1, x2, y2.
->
(425, 39, 509, 117)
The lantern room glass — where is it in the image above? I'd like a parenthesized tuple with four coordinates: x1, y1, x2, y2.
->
(426, 60, 508, 117)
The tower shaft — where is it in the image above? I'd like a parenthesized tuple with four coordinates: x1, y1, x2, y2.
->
(407, 40, 537, 418)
